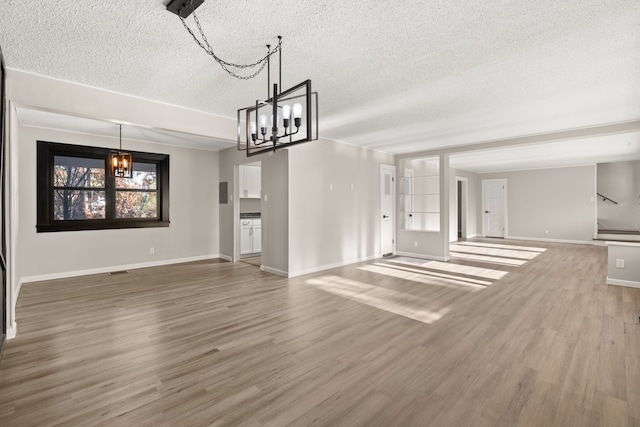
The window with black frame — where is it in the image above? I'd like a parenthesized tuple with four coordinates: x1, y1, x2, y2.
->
(37, 141, 169, 232)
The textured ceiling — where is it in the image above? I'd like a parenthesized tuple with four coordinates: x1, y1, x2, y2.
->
(1, 0, 640, 156)
(449, 131, 640, 173)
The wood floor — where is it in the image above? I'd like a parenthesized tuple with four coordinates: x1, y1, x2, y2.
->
(1, 239, 639, 426)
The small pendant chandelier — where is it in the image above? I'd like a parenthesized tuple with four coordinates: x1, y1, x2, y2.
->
(110, 124, 133, 178)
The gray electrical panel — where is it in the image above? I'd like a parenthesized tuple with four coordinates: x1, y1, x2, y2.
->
(219, 182, 228, 204)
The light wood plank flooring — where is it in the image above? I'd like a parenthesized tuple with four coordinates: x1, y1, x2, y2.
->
(1, 239, 639, 426)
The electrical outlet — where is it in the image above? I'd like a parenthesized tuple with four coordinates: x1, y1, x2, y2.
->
(150, 247, 155, 255)
(616, 259, 625, 268)
(414, 241, 418, 248)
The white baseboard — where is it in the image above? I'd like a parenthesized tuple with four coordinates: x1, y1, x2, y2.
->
(287, 254, 380, 278)
(218, 254, 233, 262)
(395, 251, 450, 262)
(20, 254, 223, 284)
(16, 279, 23, 300)
(260, 265, 289, 277)
(606, 241, 640, 247)
(466, 234, 480, 239)
(506, 235, 594, 245)
(607, 277, 640, 289)
(6, 322, 17, 339)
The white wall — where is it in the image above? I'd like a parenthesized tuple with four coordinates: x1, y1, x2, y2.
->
(260, 150, 289, 275)
(288, 139, 394, 276)
(597, 161, 640, 231)
(478, 165, 597, 243)
(16, 125, 220, 281)
(607, 242, 640, 288)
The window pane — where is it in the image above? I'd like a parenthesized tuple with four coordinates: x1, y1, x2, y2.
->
(116, 162, 157, 190)
(54, 156, 105, 188)
(54, 190, 106, 220)
(116, 191, 157, 218)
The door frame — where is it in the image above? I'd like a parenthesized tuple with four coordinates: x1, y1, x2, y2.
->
(455, 176, 468, 241)
(380, 164, 396, 256)
(481, 178, 508, 238)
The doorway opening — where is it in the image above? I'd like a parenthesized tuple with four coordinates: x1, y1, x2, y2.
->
(237, 161, 263, 266)
(456, 177, 468, 241)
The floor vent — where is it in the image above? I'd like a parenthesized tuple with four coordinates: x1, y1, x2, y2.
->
(108, 270, 130, 276)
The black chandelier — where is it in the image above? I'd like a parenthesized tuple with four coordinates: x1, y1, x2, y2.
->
(110, 124, 133, 178)
(237, 37, 318, 157)
(166, 0, 318, 157)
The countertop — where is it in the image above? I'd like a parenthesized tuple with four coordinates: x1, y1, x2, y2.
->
(240, 212, 261, 219)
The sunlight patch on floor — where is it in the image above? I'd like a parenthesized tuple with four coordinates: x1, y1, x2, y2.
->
(450, 244, 542, 260)
(306, 275, 451, 324)
(449, 252, 528, 266)
(370, 262, 492, 286)
(455, 241, 547, 253)
(385, 258, 508, 280)
(360, 264, 487, 290)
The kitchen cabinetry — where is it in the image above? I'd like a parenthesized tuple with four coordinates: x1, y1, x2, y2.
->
(239, 165, 261, 199)
(240, 218, 261, 255)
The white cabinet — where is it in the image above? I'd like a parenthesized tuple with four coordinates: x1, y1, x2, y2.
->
(253, 220, 261, 253)
(240, 218, 261, 255)
(240, 220, 253, 255)
(239, 165, 261, 199)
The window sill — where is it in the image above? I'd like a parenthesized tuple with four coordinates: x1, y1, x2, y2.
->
(36, 220, 170, 233)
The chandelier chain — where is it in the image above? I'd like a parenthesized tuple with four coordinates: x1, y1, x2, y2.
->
(178, 0, 281, 80)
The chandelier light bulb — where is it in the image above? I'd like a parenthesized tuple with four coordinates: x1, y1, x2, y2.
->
(292, 103, 303, 119)
(250, 122, 257, 134)
(282, 105, 291, 120)
(259, 114, 268, 128)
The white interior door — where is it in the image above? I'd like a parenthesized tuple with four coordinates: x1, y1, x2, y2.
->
(380, 164, 396, 256)
(482, 179, 506, 238)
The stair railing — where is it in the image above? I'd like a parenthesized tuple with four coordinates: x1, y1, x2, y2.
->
(597, 193, 618, 204)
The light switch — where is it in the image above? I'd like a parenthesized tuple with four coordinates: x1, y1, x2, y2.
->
(616, 259, 625, 268)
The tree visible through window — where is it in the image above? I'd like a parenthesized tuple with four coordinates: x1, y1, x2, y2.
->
(37, 141, 169, 232)
(53, 156, 106, 220)
(115, 162, 158, 219)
